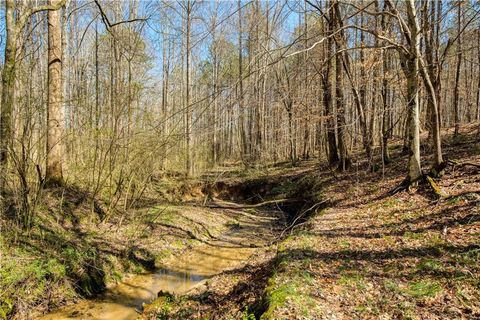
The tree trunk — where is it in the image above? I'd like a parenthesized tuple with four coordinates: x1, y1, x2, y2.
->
(417, 0, 444, 171)
(476, 21, 480, 126)
(185, 0, 193, 175)
(333, 1, 350, 170)
(46, 0, 64, 184)
(237, 0, 248, 163)
(0, 0, 17, 180)
(323, 2, 339, 166)
(403, 0, 423, 183)
(380, 0, 391, 164)
(453, 1, 462, 137)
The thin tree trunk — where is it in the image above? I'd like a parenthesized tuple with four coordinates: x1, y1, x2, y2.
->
(453, 1, 462, 137)
(333, 0, 350, 170)
(238, 0, 248, 163)
(380, 0, 391, 164)
(323, 2, 339, 165)
(403, 0, 423, 182)
(185, 0, 192, 175)
(0, 0, 17, 186)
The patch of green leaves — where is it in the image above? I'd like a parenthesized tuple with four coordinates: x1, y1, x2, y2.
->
(241, 306, 256, 320)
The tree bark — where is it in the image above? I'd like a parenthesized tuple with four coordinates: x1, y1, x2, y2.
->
(380, 0, 391, 164)
(184, 0, 193, 175)
(453, 1, 462, 137)
(46, 0, 64, 185)
(403, 0, 423, 183)
(333, 0, 350, 170)
(237, 0, 248, 164)
(323, 2, 339, 166)
(0, 0, 17, 171)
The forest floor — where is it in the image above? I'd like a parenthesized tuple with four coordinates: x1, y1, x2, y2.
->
(142, 125, 480, 320)
(1, 125, 479, 320)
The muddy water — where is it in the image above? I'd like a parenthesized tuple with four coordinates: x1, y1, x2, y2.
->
(39, 214, 277, 320)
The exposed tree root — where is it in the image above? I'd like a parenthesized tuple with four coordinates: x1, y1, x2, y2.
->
(389, 158, 479, 198)
(201, 198, 300, 209)
(279, 199, 329, 238)
(425, 175, 447, 198)
(446, 159, 480, 169)
(388, 176, 419, 195)
(389, 174, 446, 198)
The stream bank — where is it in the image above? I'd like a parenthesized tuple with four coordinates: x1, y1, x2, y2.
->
(39, 205, 284, 320)
(141, 165, 328, 319)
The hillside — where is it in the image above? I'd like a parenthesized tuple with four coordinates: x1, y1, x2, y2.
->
(142, 126, 480, 319)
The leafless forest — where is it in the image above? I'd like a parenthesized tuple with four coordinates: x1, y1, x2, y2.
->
(0, 0, 479, 224)
(1, 1, 480, 319)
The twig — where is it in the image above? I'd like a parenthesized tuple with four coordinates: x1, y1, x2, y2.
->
(279, 199, 329, 238)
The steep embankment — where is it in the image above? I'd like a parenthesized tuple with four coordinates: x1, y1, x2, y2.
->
(0, 176, 256, 319)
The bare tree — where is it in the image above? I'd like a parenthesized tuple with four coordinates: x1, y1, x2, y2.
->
(46, 0, 65, 185)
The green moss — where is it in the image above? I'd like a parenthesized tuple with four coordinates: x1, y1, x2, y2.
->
(261, 283, 298, 319)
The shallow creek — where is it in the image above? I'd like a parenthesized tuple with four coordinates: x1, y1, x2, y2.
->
(39, 211, 279, 320)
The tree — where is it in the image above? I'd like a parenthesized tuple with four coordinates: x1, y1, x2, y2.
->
(322, 1, 339, 166)
(0, 0, 66, 189)
(333, 0, 351, 170)
(46, 0, 65, 185)
(453, 1, 463, 137)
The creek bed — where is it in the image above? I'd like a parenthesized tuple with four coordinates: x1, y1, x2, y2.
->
(39, 209, 281, 320)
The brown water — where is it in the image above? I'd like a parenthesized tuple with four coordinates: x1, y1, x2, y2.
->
(39, 213, 278, 320)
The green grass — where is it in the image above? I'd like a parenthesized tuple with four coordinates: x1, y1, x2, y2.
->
(337, 239, 351, 248)
(261, 282, 298, 319)
(241, 306, 256, 320)
(0, 249, 71, 319)
(405, 280, 442, 298)
(416, 259, 444, 273)
(339, 272, 366, 290)
(402, 231, 423, 240)
(385, 279, 442, 299)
